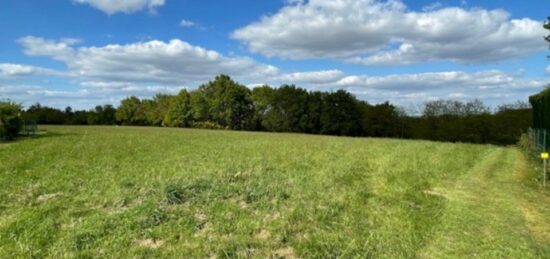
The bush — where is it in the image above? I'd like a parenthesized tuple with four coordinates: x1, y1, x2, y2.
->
(0, 101, 23, 140)
(518, 133, 534, 154)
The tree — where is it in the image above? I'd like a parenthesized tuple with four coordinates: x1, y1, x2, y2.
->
(24, 103, 66, 124)
(0, 101, 23, 140)
(320, 90, 362, 136)
(116, 96, 147, 125)
(190, 90, 209, 123)
(164, 89, 193, 127)
(195, 75, 254, 130)
(261, 85, 309, 132)
(305, 91, 324, 134)
(250, 85, 276, 131)
(362, 102, 400, 137)
(88, 105, 117, 125)
(143, 94, 173, 126)
(64, 106, 73, 115)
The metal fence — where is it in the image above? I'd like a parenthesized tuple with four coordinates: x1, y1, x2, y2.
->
(527, 128, 548, 153)
(21, 120, 37, 136)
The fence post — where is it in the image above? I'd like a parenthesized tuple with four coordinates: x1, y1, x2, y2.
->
(545, 158, 547, 188)
(543, 130, 546, 152)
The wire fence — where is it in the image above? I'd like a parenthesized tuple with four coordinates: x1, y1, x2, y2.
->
(21, 120, 37, 136)
(527, 128, 548, 153)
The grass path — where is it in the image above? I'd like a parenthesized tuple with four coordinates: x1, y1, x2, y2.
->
(420, 148, 550, 258)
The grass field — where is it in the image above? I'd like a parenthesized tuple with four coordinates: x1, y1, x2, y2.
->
(1, 126, 550, 258)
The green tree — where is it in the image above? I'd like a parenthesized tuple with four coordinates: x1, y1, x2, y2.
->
(190, 90, 209, 123)
(250, 85, 275, 131)
(261, 85, 309, 132)
(164, 89, 193, 127)
(195, 75, 254, 130)
(320, 90, 362, 136)
(24, 103, 66, 124)
(116, 96, 147, 125)
(88, 105, 117, 125)
(143, 94, 173, 126)
(0, 101, 23, 140)
(305, 91, 324, 134)
(362, 102, 400, 137)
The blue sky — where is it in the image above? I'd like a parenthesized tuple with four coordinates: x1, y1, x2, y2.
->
(1, 0, 549, 109)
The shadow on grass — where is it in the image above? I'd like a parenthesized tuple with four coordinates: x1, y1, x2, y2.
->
(0, 131, 77, 144)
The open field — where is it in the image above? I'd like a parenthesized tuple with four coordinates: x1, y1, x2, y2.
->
(1, 126, 550, 258)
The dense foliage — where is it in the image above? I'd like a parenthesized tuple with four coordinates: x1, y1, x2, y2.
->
(20, 75, 531, 145)
(0, 101, 23, 140)
(530, 87, 550, 130)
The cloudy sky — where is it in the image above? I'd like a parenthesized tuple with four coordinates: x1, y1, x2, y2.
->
(1, 0, 549, 109)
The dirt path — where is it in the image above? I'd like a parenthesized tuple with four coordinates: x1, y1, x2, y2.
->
(419, 148, 550, 258)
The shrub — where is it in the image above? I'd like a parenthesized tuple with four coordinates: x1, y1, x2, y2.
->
(0, 101, 23, 140)
(518, 133, 535, 154)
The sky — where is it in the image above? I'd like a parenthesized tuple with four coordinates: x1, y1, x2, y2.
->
(1, 0, 549, 110)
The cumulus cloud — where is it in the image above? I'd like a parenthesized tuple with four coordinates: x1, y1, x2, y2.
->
(0, 63, 65, 78)
(0, 85, 95, 108)
(330, 70, 548, 106)
(80, 81, 183, 95)
(0, 83, 186, 109)
(257, 68, 546, 106)
(18, 36, 78, 62)
(9, 35, 548, 109)
(232, 0, 545, 65)
(73, 0, 165, 15)
(4, 68, 547, 109)
(11, 36, 284, 107)
(18, 36, 279, 85)
(274, 70, 345, 84)
(333, 70, 517, 90)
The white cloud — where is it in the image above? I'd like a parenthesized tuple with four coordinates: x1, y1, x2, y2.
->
(0, 83, 186, 109)
(79, 81, 183, 94)
(274, 70, 345, 84)
(10, 36, 549, 109)
(4, 67, 547, 109)
(330, 70, 548, 106)
(0, 85, 95, 108)
(18, 36, 78, 62)
(546, 65, 550, 75)
(179, 19, 195, 28)
(260, 68, 546, 106)
(0, 63, 64, 78)
(232, 0, 545, 65)
(73, 0, 165, 15)
(18, 37, 279, 85)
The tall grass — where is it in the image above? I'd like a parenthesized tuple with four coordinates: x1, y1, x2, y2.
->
(0, 126, 549, 258)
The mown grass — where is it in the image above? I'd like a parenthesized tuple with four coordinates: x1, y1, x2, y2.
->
(1, 125, 549, 258)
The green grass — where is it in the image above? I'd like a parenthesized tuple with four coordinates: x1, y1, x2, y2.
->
(1, 125, 550, 258)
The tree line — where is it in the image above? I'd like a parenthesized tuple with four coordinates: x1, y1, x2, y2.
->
(9, 74, 532, 145)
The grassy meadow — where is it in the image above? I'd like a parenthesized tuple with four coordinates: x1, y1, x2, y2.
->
(1, 125, 550, 258)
